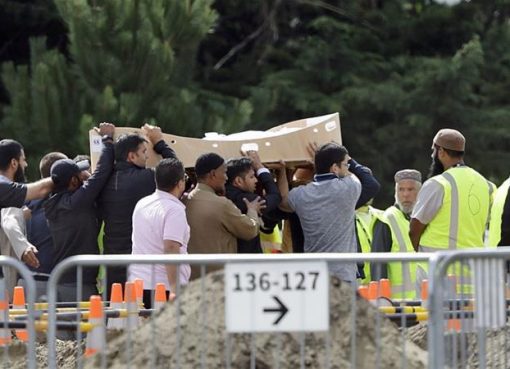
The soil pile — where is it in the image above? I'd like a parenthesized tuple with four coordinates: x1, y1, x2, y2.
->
(84, 271, 427, 369)
(408, 323, 428, 351)
(4, 339, 82, 369)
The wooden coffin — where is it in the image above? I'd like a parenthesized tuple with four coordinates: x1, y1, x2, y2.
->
(89, 113, 341, 169)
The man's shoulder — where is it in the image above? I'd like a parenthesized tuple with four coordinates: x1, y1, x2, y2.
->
(112, 165, 154, 182)
(187, 187, 225, 205)
(0, 179, 25, 191)
(226, 186, 256, 202)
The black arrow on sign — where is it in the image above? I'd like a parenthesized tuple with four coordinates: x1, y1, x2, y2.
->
(263, 296, 289, 325)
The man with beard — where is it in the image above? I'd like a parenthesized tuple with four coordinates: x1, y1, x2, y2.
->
(371, 169, 422, 299)
(0, 139, 54, 209)
(410, 129, 492, 292)
(0, 139, 54, 293)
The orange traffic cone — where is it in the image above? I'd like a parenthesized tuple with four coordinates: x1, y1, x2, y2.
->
(153, 283, 167, 310)
(134, 279, 144, 308)
(421, 279, 429, 301)
(124, 282, 138, 331)
(367, 281, 379, 301)
(379, 279, 391, 299)
(84, 295, 106, 357)
(445, 275, 461, 332)
(358, 285, 369, 300)
(107, 283, 125, 330)
(13, 286, 28, 342)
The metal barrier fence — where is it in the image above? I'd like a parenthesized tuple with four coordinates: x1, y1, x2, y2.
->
(0, 255, 37, 369)
(46, 253, 433, 369)
(428, 247, 510, 369)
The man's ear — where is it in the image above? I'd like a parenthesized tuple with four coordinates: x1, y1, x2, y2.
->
(10, 158, 18, 170)
(126, 151, 136, 163)
(70, 176, 79, 187)
(437, 146, 446, 160)
(328, 163, 338, 174)
(233, 176, 244, 188)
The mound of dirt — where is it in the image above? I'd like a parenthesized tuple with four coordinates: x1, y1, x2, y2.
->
(5, 339, 82, 369)
(408, 323, 428, 351)
(84, 271, 427, 369)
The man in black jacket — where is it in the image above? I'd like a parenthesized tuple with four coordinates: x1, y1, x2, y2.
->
(225, 151, 282, 253)
(97, 124, 177, 295)
(44, 123, 115, 301)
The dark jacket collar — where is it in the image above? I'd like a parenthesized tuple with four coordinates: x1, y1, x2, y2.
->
(313, 173, 338, 182)
(115, 160, 144, 171)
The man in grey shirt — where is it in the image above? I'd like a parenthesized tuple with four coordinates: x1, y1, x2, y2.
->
(281, 143, 380, 282)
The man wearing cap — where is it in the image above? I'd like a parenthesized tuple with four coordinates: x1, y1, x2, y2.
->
(186, 153, 265, 279)
(410, 129, 492, 286)
(371, 169, 422, 299)
(44, 123, 115, 301)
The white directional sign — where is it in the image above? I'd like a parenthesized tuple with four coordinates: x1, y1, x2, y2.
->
(225, 261, 329, 332)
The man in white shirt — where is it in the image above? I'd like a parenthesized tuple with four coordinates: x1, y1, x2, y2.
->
(129, 158, 191, 307)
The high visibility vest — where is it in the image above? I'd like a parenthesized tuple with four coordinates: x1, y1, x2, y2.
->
(488, 177, 510, 246)
(419, 166, 491, 295)
(380, 206, 417, 299)
(420, 166, 490, 251)
(260, 227, 282, 253)
(356, 206, 383, 284)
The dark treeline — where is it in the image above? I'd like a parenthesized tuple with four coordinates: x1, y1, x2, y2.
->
(1, 0, 509, 206)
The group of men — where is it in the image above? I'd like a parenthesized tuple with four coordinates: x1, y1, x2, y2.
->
(0, 124, 509, 304)
(356, 128, 509, 298)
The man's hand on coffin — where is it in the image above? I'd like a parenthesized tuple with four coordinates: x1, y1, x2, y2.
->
(265, 160, 286, 171)
(243, 196, 266, 215)
(142, 123, 164, 145)
(94, 122, 116, 139)
(245, 151, 264, 171)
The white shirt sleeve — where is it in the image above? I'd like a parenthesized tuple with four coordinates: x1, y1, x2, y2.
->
(1, 207, 32, 259)
(411, 179, 444, 224)
(256, 168, 270, 176)
(163, 208, 188, 245)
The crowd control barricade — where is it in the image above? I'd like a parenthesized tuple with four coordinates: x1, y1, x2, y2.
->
(46, 253, 433, 369)
(428, 247, 510, 369)
(0, 255, 37, 369)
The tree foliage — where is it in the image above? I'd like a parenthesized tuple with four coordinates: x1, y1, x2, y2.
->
(1, 0, 510, 205)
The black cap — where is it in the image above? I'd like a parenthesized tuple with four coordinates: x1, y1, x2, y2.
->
(50, 159, 90, 190)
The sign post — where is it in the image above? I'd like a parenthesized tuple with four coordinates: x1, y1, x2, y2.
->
(225, 261, 329, 332)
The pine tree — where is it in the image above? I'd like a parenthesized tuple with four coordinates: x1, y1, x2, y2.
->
(1, 0, 252, 179)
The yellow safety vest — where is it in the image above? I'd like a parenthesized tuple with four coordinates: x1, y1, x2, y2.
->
(260, 227, 282, 253)
(420, 166, 490, 251)
(380, 206, 417, 299)
(420, 166, 491, 295)
(488, 177, 510, 246)
(356, 206, 383, 284)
